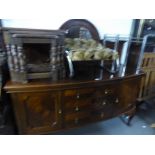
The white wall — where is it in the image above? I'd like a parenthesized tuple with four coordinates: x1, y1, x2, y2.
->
(2, 19, 133, 39)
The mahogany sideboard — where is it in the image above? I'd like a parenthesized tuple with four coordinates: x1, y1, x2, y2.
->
(4, 68, 144, 134)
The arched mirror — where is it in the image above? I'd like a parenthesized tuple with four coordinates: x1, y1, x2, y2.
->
(60, 19, 100, 42)
(60, 19, 101, 78)
(60, 19, 119, 79)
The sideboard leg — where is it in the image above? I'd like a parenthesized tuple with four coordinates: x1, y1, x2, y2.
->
(119, 107, 136, 126)
(119, 114, 134, 126)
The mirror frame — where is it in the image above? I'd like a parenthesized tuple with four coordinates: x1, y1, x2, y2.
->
(59, 19, 100, 42)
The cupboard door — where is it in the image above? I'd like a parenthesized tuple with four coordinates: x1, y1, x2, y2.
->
(114, 79, 140, 114)
(14, 92, 61, 134)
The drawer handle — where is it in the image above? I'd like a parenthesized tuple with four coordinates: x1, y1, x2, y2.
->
(104, 90, 108, 94)
(75, 106, 79, 112)
(75, 118, 79, 124)
(52, 122, 57, 126)
(23, 96, 29, 102)
(101, 112, 104, 118)
(115, 98, 119, 103)
(58, 109, 62, 114)
(76, 94, 80, 99)
(102, 101, 106, 106)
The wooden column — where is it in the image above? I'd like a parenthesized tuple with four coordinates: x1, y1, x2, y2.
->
(50, 38, 58, 81)
(6, 44, 14, 71)
(17, 45, 26, 73)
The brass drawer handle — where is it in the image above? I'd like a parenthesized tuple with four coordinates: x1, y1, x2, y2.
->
(58, 109, 62, 114)
(75, 106, 79, 112)
(23, 96, 29, 102)
(52, 122, 57, 126)
(102, 101, 106, 106)
(104, 90, 108, 94)
(101, 112, 104, 118)
(115, 98, 119, 103)
(76, 94, 80, 99)
(74, 118, 79, 124)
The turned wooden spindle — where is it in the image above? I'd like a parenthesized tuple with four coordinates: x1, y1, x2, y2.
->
(11, 44, 19, 72)
(60, 39, 65, 66)
(17, 45, 26, 72)
(57, 39, 61, 65)
(6, 44, 14, 71)
(50, 39, 57, 66)
(50, 39, 58, 80)
(59, 37, 65, 79)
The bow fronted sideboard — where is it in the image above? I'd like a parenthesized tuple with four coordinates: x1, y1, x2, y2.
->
(4, 67, 144, 134)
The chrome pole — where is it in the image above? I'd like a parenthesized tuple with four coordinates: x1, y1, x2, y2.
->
(136, 34, 155, 73)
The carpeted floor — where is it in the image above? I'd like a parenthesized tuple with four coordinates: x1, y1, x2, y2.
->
(136, 98, 155, 128)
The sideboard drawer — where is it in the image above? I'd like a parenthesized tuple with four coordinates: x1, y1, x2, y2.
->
(64, 102, 92, 113)
(64, 111, 91, 128)
(63, 88, 95, 112)
(65, 111, 90, 121)
(63, 85, 120, 125)
(94, 84, 119, 97)
(91, 110, 109, 122)
(63, 88, 95, 98)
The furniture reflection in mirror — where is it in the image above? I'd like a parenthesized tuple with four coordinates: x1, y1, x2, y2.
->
(60, 19, 100, 42)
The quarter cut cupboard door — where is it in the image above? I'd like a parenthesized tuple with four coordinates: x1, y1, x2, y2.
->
(110, 78, 141, 116)
(12, 91, 61, 134)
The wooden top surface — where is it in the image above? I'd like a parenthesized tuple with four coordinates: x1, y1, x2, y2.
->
(4, 68, 145, 93)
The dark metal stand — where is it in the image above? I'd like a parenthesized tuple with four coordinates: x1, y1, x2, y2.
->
(119, 114, 134, 126)
(119, 107, 136, 126)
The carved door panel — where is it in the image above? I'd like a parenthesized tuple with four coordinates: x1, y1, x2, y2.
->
(15, 91, 60, 134)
